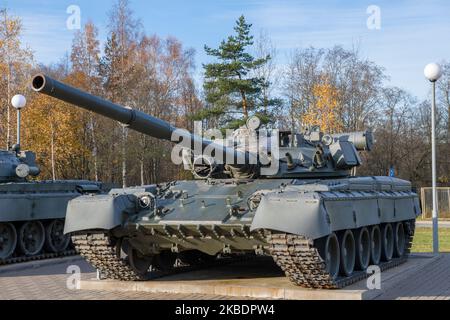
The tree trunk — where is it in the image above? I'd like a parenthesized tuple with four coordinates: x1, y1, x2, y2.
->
(6, 62, 11, 149)
(447, 98, 450, 145)
(121, 125, 128, 188)
(289, 97, 296, 132)
(152, 160, 157, 184)
(90, 115, 99, 181)
(241, 90, 248, 118)
(51, 122, 56, 181)
(140, 158, 144, 186)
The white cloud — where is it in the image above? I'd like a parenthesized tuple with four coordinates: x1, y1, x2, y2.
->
(11, 0, 450, 99)
(20, 12, 77, 64)
(212, 0, 450, 99)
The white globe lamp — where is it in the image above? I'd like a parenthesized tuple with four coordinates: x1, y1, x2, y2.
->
(424, 63, 442, 82)
(11, 94, 27, 109)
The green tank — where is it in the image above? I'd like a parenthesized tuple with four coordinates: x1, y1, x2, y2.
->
(0, 95, 108, 263)
(32, 73, 420, 289)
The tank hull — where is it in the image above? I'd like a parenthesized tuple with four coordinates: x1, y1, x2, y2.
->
(67, 176, 420, 288)
(0, 180, 107, 262)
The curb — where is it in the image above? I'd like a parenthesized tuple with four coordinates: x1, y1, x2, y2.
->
(79, 279, 366, 300)
(77, 253, 441, 300)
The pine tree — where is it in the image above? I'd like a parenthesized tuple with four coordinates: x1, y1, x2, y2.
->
(200, 15, 270, 128)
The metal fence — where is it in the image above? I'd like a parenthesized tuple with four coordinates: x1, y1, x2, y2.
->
(420, 187, 450, 219)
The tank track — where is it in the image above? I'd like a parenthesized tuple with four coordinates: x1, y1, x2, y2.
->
(268, 220, 416, 289)
(72, 233, 146, 280)
(72, 220, 415, 288)
(72, 233, 255, 281)
(0, 250, 76, 266)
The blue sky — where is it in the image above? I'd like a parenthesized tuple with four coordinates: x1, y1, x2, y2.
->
(3, 0, 450, 99)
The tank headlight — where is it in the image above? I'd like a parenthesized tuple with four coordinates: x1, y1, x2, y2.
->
(138, 194, 155, 210)
(16, 164, 30, 178)
(322, 134, 333, 146)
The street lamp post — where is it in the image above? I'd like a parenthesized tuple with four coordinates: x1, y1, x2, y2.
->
(424, 63, 442, 254)
(11, 94, 27, 150)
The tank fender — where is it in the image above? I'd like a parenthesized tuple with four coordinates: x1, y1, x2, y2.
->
(64, 193, 137, 234)
(250, 191, 331, 240)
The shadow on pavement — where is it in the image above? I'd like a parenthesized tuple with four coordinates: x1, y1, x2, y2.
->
(0, 258, 95, 278)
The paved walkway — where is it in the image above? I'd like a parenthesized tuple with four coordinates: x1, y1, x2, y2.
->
(416, 221, 450, 228)
(1, 254, 450, 300)
(0, 257, 247, 300)
(376, 254, 450, 300)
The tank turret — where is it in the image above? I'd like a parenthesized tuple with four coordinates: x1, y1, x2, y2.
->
(31, 74, 372, 180)
(0, 149, 40, 183)
(0, 94, 40, 183)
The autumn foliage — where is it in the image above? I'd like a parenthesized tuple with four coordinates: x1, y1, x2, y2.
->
(22, 94, 90, 179)
(302, 78, 343, 133)
(0, 3, 200, 185)
(0, 2, 449, 188)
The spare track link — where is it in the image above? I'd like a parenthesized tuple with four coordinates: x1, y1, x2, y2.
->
(268, 220, 416, 289)
(0, 250, 76, 266)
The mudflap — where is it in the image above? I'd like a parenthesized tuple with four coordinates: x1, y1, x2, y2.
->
(250, 191, 331, 240)
(64, 194, 137, 234)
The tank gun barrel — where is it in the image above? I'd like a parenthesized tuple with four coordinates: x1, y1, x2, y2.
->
(331, 131, 373, 151)
(31, 74, 250, 165)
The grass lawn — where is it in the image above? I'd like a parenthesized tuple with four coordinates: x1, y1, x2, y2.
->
(412, 227, 450, 253)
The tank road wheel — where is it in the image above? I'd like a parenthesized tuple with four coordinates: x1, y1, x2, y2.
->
(0, 223, 17, 260)
(320, 233, 340, 280)
(128, 247, 153, 276)
(394, 222, 406, 257)
(339, 230, 356, 276)
(370, 225, 382, 265)
(115, 238, 153, 277)
(354, 227, 371, 271)
(381, 223, 394, 261)
(45, 219, 70, 253)
(18, 221, 45, 256)
(154, 250, 177, 271)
